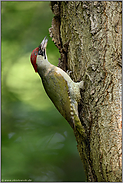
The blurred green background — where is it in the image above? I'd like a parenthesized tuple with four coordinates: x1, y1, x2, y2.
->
(1, 1, 86, 182)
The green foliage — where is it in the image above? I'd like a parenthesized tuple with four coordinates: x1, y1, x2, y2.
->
(1, 1, 85, 181)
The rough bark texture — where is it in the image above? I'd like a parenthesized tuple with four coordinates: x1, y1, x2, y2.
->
(49, 1, 122, 182)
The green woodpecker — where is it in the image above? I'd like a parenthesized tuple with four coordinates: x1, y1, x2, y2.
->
(30, 37, 85, 136)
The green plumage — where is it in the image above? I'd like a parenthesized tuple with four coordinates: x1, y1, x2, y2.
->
(39, 66, 73, 127)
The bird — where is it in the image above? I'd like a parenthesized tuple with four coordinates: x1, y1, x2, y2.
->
(30, 37, 85, 136)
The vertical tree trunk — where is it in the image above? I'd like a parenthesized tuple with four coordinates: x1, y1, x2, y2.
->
(49, 1, 122, 182)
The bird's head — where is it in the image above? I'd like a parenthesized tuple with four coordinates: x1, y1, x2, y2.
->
(30, 37, 48, 72)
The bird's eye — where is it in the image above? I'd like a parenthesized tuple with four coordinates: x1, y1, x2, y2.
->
(38, 49, 43, 56)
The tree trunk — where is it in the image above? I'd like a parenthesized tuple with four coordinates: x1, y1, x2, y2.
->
(49, 1, 122, 182)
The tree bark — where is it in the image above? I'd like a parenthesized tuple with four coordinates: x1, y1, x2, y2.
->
(49, 1, 122, 182)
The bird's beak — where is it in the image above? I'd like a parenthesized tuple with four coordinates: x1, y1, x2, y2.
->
(40, 36, 48, 50)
